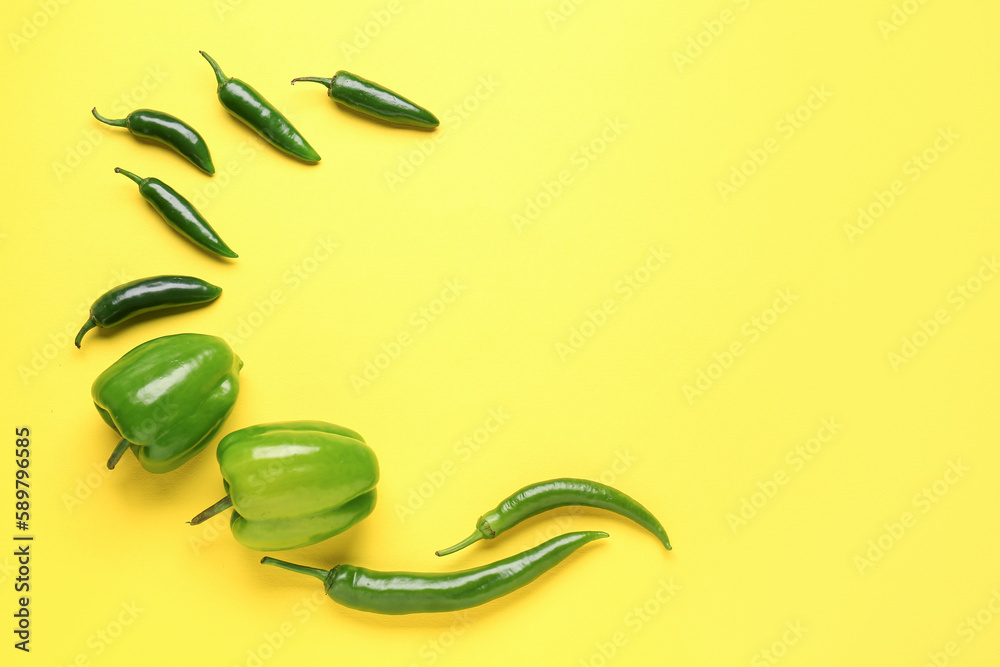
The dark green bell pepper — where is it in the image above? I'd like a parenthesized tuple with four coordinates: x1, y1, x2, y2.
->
(189, 421, 379, 551)
(92, 333, 243, 473)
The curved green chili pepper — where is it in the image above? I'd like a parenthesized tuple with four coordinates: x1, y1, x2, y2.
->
(436, 478, 670, 556)
(92, 107, 215, 175)
(75, 275, 222, 348)
(200, 51, 320, 163)
(261, 530, 607, 615)
(291, 71, 438, 129)
(115, 167, 237, 258)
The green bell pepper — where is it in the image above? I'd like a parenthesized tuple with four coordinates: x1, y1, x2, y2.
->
(189, 421, 379, 551)
(92, 333, 243, 473)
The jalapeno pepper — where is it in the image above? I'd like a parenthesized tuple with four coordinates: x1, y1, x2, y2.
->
(261, 530, 607, 615)
(92, 333, 242, 473)
(291, 71, 438, 129)
(200, 51, 321, 163)
(75, 275, 222, 348)
(188, 421, 379, 551)
(436, 478, 670, 556)
(115, 167, 237, 258)
(92, 107, 215, 175)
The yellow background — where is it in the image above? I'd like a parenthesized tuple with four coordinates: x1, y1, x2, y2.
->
(2, 0, 999, 665)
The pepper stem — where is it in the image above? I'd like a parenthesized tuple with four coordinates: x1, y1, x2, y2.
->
(91, 107, 127, 127)
(290, 76, 333, 90)
(74, 317, 96, 348)
(107, 438, 131, 470)
(114, 167, 143, 185)
(434, 531, 483, 557)
(260, 557, 329, 584)
(188, 495, 233, 525)
(199, 50, 229, 87)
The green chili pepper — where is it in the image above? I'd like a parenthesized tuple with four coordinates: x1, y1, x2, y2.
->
(92, 333, 242, 473)
(291, 71, 438, 129)
(436, 478, 670, 556)
(188, 421, 379, 551)
(92, 107, 215, 175)
(75, 275, 222, 348)
(115, 167, 237, 258)
(261, 530, 607, 615)
(200, 51, 320, 163)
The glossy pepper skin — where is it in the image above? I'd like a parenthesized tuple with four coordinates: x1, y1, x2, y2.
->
(436, 478, 670, 556)
(75, 275, 222, 348)
(262, 530, 607, 615)
(189, 421, 379, 551)
(115, 167, 237, 258)
(92, 107, 215, 174)
(291, 72, 439, 129)
(92, 333, 242, 473)
(200, 51, 320, 163)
